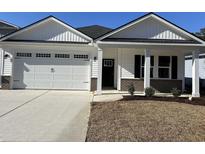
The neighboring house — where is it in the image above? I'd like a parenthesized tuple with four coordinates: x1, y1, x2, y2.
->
(0, 13, 205, 97)
(0, 20, 19, 38)
(0, 20, 19, 90)
(185, 54, 205, 89)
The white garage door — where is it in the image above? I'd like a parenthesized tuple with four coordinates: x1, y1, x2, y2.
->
(13, 52, 90, 90)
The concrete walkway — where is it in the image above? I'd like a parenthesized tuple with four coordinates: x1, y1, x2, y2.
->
(0, 90, 92, 142)
(93, 94, 123, 102)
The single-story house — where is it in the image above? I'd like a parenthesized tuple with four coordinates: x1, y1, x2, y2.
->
(0, 13, 205, 97)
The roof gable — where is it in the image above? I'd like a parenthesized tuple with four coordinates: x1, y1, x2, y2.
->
(96, 13, 205, 44)
(1, 16, 92, 43)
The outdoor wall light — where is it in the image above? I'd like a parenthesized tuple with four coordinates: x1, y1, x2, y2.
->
(4, 54, 10, 59)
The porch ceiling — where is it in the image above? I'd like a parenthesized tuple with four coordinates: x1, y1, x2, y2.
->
(97, 40, 205, 55)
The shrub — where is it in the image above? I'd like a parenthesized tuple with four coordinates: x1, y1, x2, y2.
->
(128, 83, 135, 96)
(171, 88, 182, 97)
(145, 87, 155, 97)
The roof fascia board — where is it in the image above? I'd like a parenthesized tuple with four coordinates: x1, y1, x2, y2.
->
(96, 13, 205, 44)
(152, 14, 205, 44)
(0, 16, 93, 42)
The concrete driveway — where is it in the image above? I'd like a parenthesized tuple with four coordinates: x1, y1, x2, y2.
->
(0, 90, 92, 142)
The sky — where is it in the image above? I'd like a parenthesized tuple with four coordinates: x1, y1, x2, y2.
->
(0, 12, 205, 33)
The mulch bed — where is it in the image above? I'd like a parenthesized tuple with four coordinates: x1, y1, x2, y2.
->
(86, 97, 205, 142)
(122, 95, 205, 106)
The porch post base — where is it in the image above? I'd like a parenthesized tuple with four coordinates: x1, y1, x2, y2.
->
(96, 90, 102, 95)
(192, 92, 200, 98)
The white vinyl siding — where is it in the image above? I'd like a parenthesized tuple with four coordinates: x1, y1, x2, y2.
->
(109, 17, 189, 40)
(119, 48, 184, 80)
(9, 20, 89, 42)
(3, 51, 12, 75)
(91, 53, 98, 78)
(185, 56, 205, 79)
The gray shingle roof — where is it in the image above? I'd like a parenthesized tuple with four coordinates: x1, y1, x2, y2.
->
(77, 25, 112, 39)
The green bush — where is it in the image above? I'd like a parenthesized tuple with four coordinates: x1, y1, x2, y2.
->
(128, 83, 135, 96)
(171, 88, 182, 97)
(145, 87, 155, 97)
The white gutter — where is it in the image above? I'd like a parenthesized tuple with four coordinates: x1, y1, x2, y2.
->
(0, 41, 94, 48)
(96, 41, 205, 47)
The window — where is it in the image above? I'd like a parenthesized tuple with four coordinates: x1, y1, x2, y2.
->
(55, 54, 70, 58)
(16, 52, 32, 57)
(135, 55, 178, 79)
(36, 53, 51, 58)
(158, 56, 170, 78)
(103, 60, 113, 67)
(74, 54, 88, 59)
(135, 55, 154, 78)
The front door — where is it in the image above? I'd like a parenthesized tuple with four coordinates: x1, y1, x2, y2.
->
(102, 59, 114, 87)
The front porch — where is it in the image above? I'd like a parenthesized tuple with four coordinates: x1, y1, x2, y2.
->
(95, 45, 203, 97)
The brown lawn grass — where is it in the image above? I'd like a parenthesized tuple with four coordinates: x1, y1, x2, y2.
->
(86, 100, 205, 142)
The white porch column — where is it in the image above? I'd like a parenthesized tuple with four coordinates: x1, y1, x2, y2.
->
(192, 51, 200, 97)
(144, 49, 150, 89)
(96, 48, 103, 94)
(181, 54, 185, 92)
(0, 48, 3, 88)
(117, 48, 121, 90)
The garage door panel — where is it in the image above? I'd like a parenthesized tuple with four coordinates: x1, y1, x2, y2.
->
(72, 81, 89, 90)
(35, 73, 52, 80)
(23, 73, 35, 78)
(52, 82, 72, 89)
(13, 52, 90, 90)
(35, 82, 52, 89)
(53, 74, 72, 80)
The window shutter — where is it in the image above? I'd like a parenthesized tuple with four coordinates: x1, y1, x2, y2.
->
(171, 56, 178, 79)
(135, 55, 141, 78)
